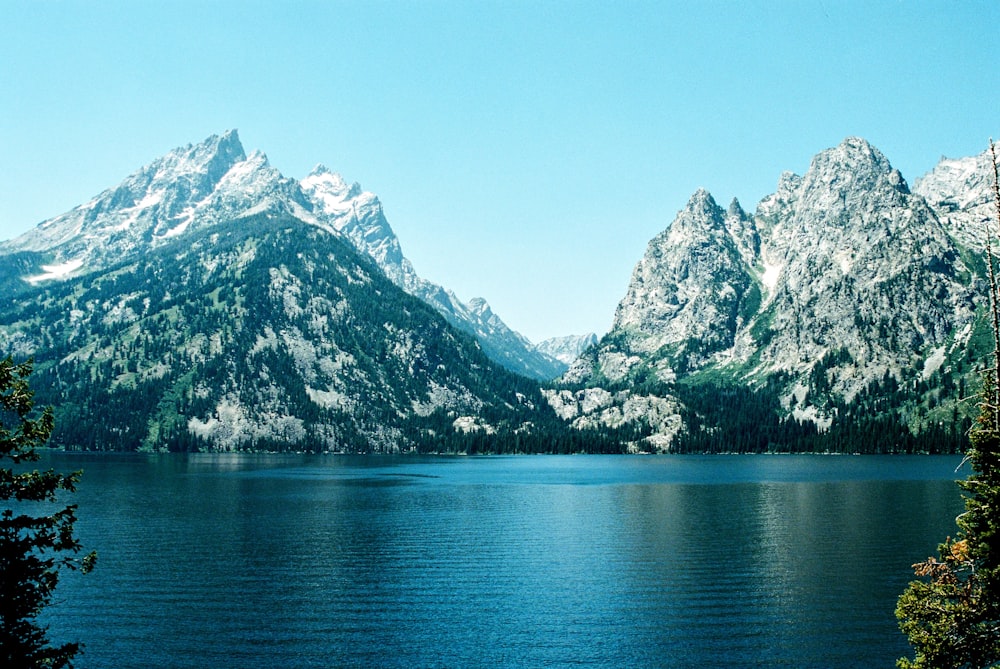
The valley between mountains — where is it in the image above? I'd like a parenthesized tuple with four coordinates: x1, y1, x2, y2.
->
(0, 132, 993, 453)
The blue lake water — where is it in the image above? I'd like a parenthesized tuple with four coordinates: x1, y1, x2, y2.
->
(39, 453, 967, 668)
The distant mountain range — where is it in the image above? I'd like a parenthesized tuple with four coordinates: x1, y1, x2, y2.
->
(0, 133, 995, 452)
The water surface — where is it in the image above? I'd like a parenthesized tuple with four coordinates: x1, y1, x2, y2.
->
(42, 454, 966, 668)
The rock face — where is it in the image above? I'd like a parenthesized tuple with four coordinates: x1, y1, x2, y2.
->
(0, 131, 309, 270)
(0, 212, 565, 452)
(558, 138, 983, 449)
(913, 147, 1000, 251)
(748, 138, 974, 394)
(3, 132, 993, 453)
(1, 131, 564, 381)
(594, 189, 757, 379)
(535, 333, 599, 365)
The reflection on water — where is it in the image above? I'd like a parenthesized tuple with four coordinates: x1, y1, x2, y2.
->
(41, 453, 965, 668)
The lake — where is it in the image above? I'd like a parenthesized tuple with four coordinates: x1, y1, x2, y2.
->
(39, 453, 967, 668)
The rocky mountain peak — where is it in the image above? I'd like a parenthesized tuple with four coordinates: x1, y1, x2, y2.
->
(727, 197, 747, 219)
(143, 129, 248, 191)
(559, 136, 980, 449)
(801, 137, 909, 206)
(535, 333, 599, 366)
(467, 297, 491, 315)
(682, 188, 723, 224)
(0, 131, 261, 264)
(914, 146, 998, 250)
(194, 129, 247, 176)
(0, 130, 586, 383)
(594, 183, 755, 377)
(915, 150, 994, 210)
(300, 167, 365, 216)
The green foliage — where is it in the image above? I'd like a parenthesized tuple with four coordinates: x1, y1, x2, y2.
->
(896, 141, 1000, 668)
(670, 374, 965, 455)
(895, 382, 1000, 668)
(0, 356, 96, 668)
(0, 215, 615, 454)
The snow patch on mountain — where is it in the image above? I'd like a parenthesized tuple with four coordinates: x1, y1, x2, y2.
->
(26, 257, 85, 284)
(0, 131, 563, 381)
(535, 333, 599, 365)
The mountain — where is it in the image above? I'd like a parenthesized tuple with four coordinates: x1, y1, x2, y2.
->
(556, 137, 984, 452)
(297, 166, 565, 380)
(914, 146, 999, 251)
(0, 131, 310, 273)
(535, 333, 599, 365)
(0, 210, 608, 453)
(2, 132, 993, 454)
(0, 131, 564, 381)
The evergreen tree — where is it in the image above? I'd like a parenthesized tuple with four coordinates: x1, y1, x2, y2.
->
(0, 356, 96, 668)
(895, 143, 1000, 668)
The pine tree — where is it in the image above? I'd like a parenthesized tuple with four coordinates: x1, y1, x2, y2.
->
(895, 143, 1000, 668)
(0, 356, 96, 668)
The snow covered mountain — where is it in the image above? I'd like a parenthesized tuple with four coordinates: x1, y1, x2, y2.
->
(0, 211, 574, 452)
(0, 131, 310, 277)
(298, 165, 565, 379)
(535, 333, 599, 365)
(3, 131, 992, 453)
(0, 131, 564, 380)
(557, 137, 984, 450)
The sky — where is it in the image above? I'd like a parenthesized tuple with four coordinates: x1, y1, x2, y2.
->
(2, 1, 1000, 344)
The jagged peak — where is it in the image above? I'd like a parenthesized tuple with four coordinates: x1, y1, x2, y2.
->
(727, 197, 747, 219)
(309, 163, 334, 177)
(136, 130, 248, 187)
(839, 135, 878, 153)
(467, 297, 492, 315)
(814, 137, 902, 178)
(301, 166, 363, 200)
(688, 188, 718, 208)
(245, 148, 269, 165)
(795, 136, 910, 199)
(215, 128, 243, 150)
(305, 166, 346, 186)
(184, 129, 245, 163)
(810, 137, 886, 172)
(212, 149, 279, 189)
(672, 188, 725, 231)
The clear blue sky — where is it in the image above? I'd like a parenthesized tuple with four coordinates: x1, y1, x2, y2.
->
(2, 1, 999, 343)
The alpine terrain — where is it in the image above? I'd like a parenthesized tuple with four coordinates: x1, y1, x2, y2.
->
(0, 132, 603, 453)
(0, 131, 565, 381)
(0, 133, 994, 453)
(549, 137, 991, 453)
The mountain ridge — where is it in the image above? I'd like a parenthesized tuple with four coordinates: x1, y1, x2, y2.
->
(556, 136, 986, 451)
(1, 131, 565, 381)
(1, 132, 995, 453)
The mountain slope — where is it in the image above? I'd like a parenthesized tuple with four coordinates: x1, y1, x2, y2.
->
(536, 333, 599, 365)
(565, 190, 758, 386)
(1, 131, 564, 380)
(914, 146, 999, 251)
(0, 213, 574, 452)
(298, 165, 565, 380)
(556, 138, 982, 451)
(2, 132, 990, 454)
